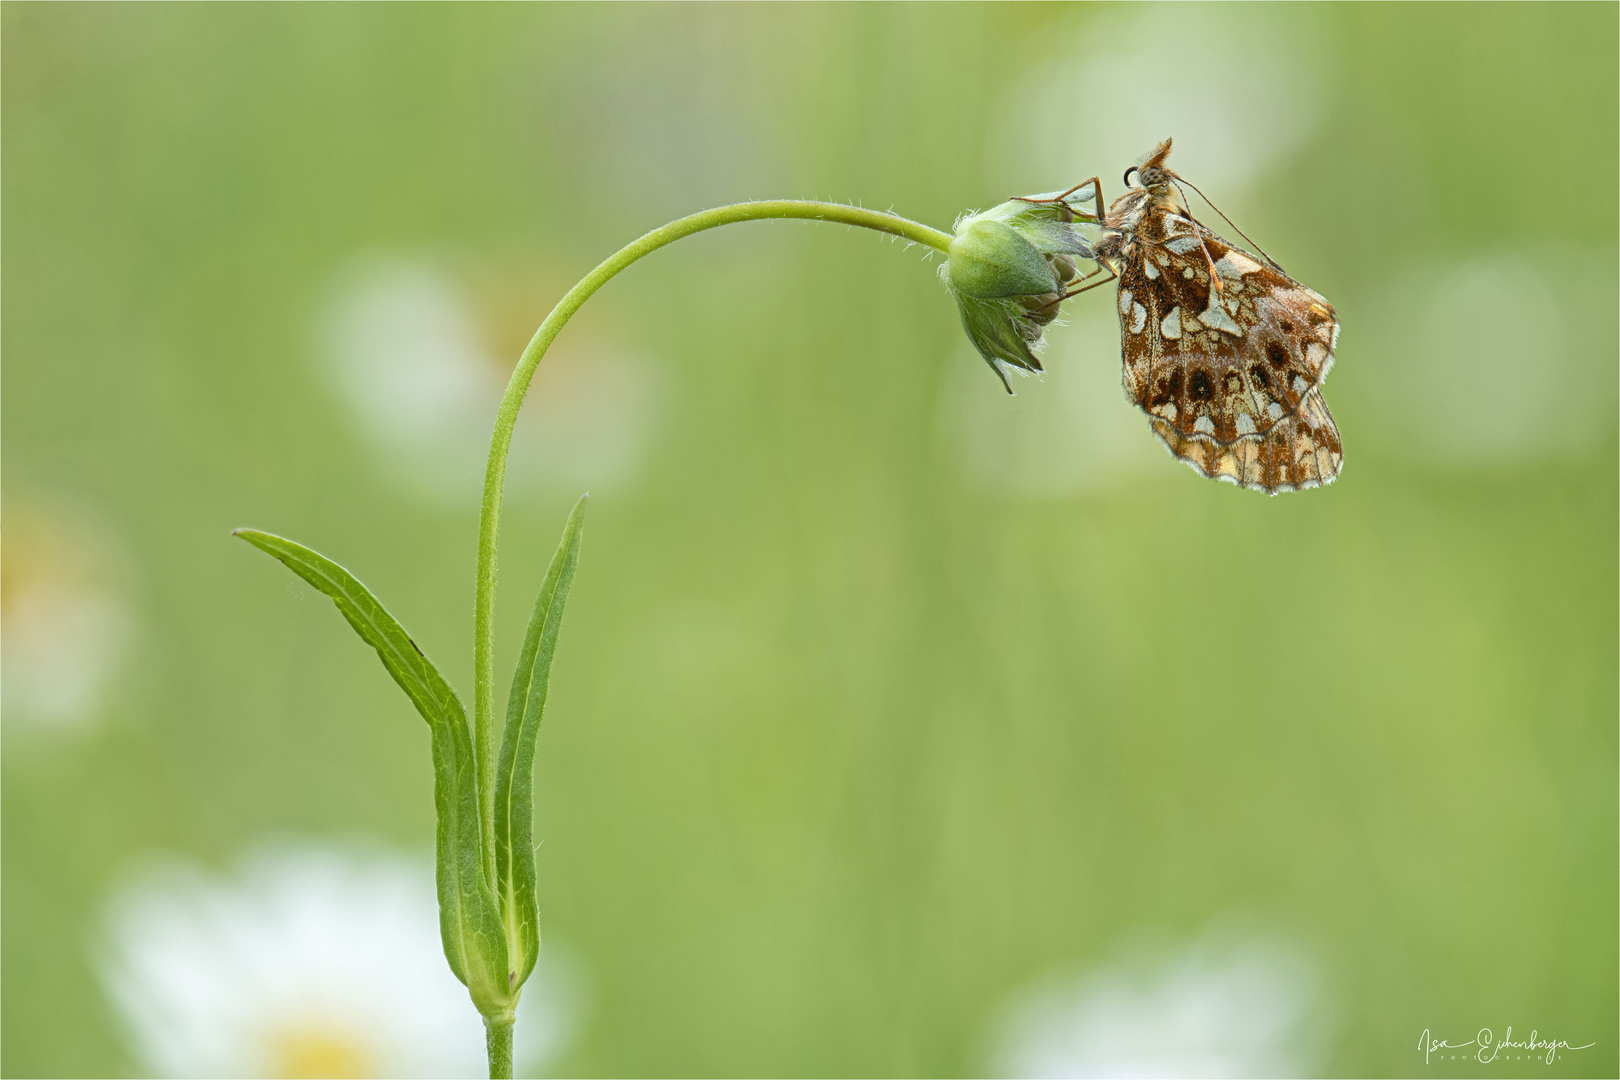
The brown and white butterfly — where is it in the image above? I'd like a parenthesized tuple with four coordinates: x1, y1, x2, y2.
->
(1079, 139, 1343, 493)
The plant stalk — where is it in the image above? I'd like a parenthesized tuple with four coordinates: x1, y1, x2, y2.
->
(471, 200, 953, 884)
(486, 1016, 514, 1080)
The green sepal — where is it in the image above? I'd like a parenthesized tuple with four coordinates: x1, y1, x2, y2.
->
(232, 529, 512, 1017)
(947, 218, 1057, 300)
(493, 495, 587, 993)
(953, 292, 1046, 392)
(978, 195, 1096, 254)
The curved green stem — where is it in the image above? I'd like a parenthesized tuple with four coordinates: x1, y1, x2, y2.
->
(472, 201, 953, 879)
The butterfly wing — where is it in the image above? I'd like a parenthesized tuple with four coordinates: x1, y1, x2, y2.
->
(1116, 209, 1343, 492)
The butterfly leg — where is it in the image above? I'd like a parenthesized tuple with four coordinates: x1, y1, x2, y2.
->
(1025, 262, 1116, 317)
(1052, 176, 1105, 223)
(1073, 263, 1107, 280)
(1081, 176, 1105, 224)
(1013, 176, 1105, 223)
(1057, 262, 1118, 299)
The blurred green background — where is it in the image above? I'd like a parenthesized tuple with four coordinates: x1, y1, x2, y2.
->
(4, 3, 1616, 1077)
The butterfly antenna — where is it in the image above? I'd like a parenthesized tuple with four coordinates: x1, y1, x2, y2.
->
(1174, 178, 1282, 271)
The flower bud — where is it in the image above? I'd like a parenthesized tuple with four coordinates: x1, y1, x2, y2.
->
(948, 218, 1059, 300)
(941, 191, 1097, 392)
(1020, 291, 1064, 326)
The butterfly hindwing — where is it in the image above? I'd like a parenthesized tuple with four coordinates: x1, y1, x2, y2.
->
(1106, 158, 1343, 493)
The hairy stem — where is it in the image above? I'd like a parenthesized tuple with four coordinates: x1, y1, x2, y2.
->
(472, 201, 953, 882)
(485, 1016, 513, 1080)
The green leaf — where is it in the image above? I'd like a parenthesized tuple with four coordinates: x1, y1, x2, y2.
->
(233, 529, 512, 1015)
(493, 494, 587, 991)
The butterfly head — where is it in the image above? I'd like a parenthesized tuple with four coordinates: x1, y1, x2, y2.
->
(1123, 139, 1181, 199)
(1135, 139, 1176, 184)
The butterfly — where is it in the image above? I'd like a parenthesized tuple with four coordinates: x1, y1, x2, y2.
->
(1079, 139, 1343, 493)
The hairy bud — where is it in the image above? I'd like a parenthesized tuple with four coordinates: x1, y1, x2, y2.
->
(940, 186, 1098, 392)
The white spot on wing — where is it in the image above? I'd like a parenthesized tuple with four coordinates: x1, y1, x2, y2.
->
(1215, 251, 1263, 278)
(1198, 293, 1244, 336)
(1267, 400, 1285, 420)
(1236, 412, 1256, 435)
(1166, 236, 1202, 254)
(1305, 342, 1327, 368)
(1161, 307, 1181, 340)
(1292, 375, 1308, 395)
(1130, 303, 1147, 334)
(1119, 288, 1133, 316)
(1194, 415, 1216, 435)
(1143, 260, 1160, 280)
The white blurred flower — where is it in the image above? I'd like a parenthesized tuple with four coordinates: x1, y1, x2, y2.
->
(992, 929, 1328, 1078)
(100, 842, 579, 1079)
(940, 315, 1168, 498)
(1362, 251, 1618, 465)
(319, 257, 660, 508)
(1, 500, 132, 735)
(997, 7, 1332, 198)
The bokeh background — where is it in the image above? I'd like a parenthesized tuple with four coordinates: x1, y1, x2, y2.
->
(4, 4, 1616, 1077)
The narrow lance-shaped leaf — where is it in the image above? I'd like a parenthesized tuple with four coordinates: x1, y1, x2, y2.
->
(493, 494, 586, 992)
(232, 529, 512, 1016)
